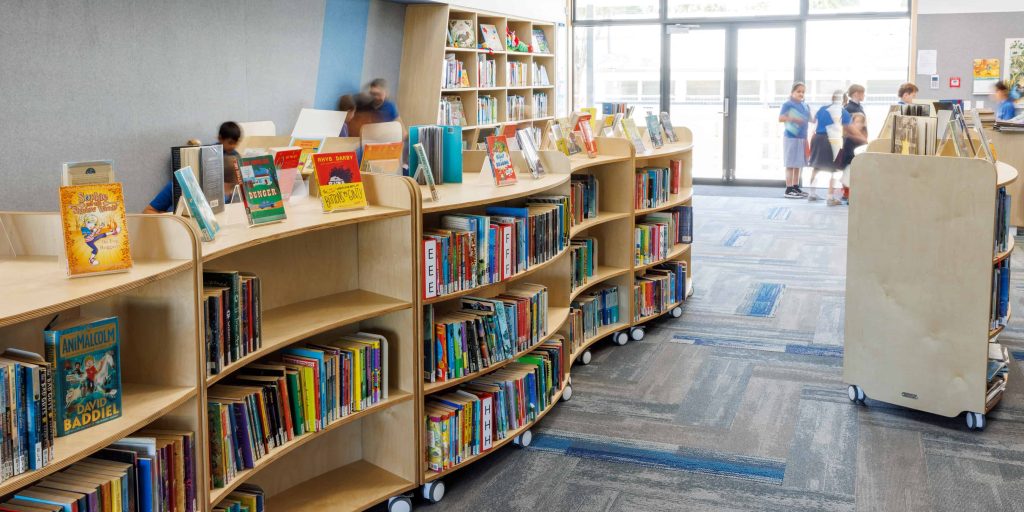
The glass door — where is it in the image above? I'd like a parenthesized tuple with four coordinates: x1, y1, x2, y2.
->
(732, 26, 797, 182)
(669, 27, 727, 180)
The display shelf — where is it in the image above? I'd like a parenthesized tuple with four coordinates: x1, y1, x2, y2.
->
(423, 307, 569, 395)
(420, 167, 568, 214)
(208, 391, 413, 506)
(634, 188, 694, 216)
(635, 243, 691, 272)
(264, 460, 415, 512)
(0, 384, 195, 496)
(570, 266, 630, 301)
(206, 289, 411, 385)
(570, 211, 632, 237)
(422, 385, 565, 483)
(568, 153, 632, 172)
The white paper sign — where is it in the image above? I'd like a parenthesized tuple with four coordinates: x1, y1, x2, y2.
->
(291, 108, 347, 139)
(917, 50, 937, 76)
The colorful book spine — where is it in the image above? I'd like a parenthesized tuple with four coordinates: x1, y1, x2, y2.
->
(569, 285, 619, 340)
(203, 272, 262, 376)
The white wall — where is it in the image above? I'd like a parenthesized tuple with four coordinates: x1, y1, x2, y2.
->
(918, 0, 1024, 14)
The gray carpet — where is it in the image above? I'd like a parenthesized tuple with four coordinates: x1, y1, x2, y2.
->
(417, 194, 1024, 512)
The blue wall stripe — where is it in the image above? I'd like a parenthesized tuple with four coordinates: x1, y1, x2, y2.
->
(314, 0, 371, 110)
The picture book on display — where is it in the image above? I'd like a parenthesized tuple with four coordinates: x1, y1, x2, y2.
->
(516, 129, 545, 179)
(44, 316, 122, 436)
(645, 113, 664, 149)
(289, 137, 325, 176)
(660, 112, 678, 143)
(174, 166, 221, 242)
(532, 29, 550, 53)
(572, 112, 597, 157)
(62, 160, 115, 187)
(311, 152, 368, 211)
(622, 118, 648, 154)
(449, 19, 475, 48)
(362, 141, 404, 174)
(272, 147, 302, 200)
(238, 155, 287, 225)
(414, 143, 440, 201)
(59, 183, 132, 277)
(480, 24, 502, 51)
(486, 135, 518, 186)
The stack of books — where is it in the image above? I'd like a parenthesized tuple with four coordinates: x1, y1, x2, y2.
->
(635, 216, 673, 266)
(570, 285, 620, 339)
(423, 285, 549, 383)
(208, 333, 388, 489)
(987, 343, 1009, 409)
(477, 95, 498, 125)
(443, 54, 468, 89)
(569, 237, 598, 291)
(570, 175, 599, 225)
(438, 96, 467, 126)
(0, 430, 197, 512)
(422, 205, 567, 299)
(532, 63, 550, 86)
(507, 61, 529, 87)
(535, 93, 549, 118)
(991, 259, 1010, 332)
(507, 95, 527, 121)
(214, 484, 264, 512)
(634, 262, 687, 320)
(635, 167, 671, 209)
(0, 349, 56, 481)
(204, 271, 263, 377)
(477, 55, 497, 88)
(424, 338, 564, 472)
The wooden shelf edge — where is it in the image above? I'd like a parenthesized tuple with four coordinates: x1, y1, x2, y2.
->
(208, 391, 413, 506)
(634, 243, 691, 272)
(569, 154, 633, 172)
(420, 175, 569, 214)
(569, 211, 632, 237)
(571, 321, 629, 363)
(423, 307, 570, 395)
(263, 460, 416, 512)
(423, 384, 565, 482)
(635, 142, 695, 160)
(634, 299, 684, 325)
(570, 267, 630, 301)
(994, 236, 1014, 264)
(634, 188, 694, 216)
(424, 245, 569, 305)
(207, 290, 411, 386)
(0, 384, 196, 496)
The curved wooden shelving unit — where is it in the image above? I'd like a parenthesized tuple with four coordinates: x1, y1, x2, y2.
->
(635, 243, 691, 272)
(568, 152, 632, 172)
(569, 211, 631, 237)
(997, 161, 1018, 187)
(209, 391, 414, 506)
(424, 245, 569, 305)
(423, 307, 570, 395)
(635, 299, 685, 325)
(264, 460, 416, 512)
(634, 188, 694, 216)
(994, 236, 1015, 264)
(570, 266, 630, 301)
(420, 173, 569, 214)
(571, 321, 630, 363)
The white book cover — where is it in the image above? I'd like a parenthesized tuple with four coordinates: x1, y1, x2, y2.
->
(424, 239, 439, 298)
(501, 225, 514, 279)
(480, 395, 493, 450)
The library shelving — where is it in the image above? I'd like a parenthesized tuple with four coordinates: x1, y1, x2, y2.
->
(844, 151, 1018, 431)
(0, 213, 206, 497)
(415, 149, 574, 503)
(398, 4, 557, 147)
(199, 173, 421, 512)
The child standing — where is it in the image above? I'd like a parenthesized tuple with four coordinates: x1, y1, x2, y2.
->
(779, 83, 810, 198)
(808, 90, 852, 206)
(994, 81, 1018, 121)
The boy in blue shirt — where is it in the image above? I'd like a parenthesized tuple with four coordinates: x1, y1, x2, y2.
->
(145, 122, 242, 213)
(994, 81, 1018, 121)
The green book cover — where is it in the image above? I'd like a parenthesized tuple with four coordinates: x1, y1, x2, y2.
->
(285, 371, 304, 436)
(207, 402, 225, 488)
(238, 155, 286, 225)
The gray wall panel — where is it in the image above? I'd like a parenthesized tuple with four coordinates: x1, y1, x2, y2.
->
(0, 0, 325, 212)
(362, 0, 406, 95)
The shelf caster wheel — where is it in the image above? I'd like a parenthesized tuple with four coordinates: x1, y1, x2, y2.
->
(580, 349, 592, 365)
(670, 306, 683, 318)
(388, 496, 412, 512)
(561, 384, 573, 401)
(630, 327, 645, 341)
(513, 429, 533, 448)
(422, 480, 445, 504)
(966, 412, 986, 431)
(613, 331, 629, 346)
(847, 385, 866, 404)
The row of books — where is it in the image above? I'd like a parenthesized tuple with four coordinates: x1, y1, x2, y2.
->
(634, 262, 688, 321)
(423, 285, 549, 383)
(438, 96, 467, 126)
(995, 188, 1012, 255)
(570, 285, 621, 341)
(569, 237, 598, 292)
(203, 271, 262, 377)
(422, 204, 567, 299)
(0, 349, 56, 481)
(409, 125, 463, 186)
(442, 54, 469, 89)
(635, 167, 672, 210)
(478, 55, 497, 88)
(570, 175, 599, 225)
(991, 259, 1010, 332)
(635, 217, 674, 266)
(213, 484, 264, 512)
(507, 62, 529, 87)
(507, 95, 527, 122)
(425, 338, 565, 472)
(208, 333, 388, 489)
(987, 342, 1009, 410)
(891, 114, 938, 156)
(535, 92, 549, 119)
(532, 63, 550, 86)
(0, 430, 196, 512)
(602, 103, 633, 116)
(478, 95, 499, 125)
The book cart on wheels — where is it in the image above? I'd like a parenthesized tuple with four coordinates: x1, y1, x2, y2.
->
(198, 172, 422, 512)
(844, 147, 1018, 431)
(0, 214, 208, 500)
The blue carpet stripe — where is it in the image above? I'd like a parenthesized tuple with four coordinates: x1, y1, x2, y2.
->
(739, 283, 785, 317)
(765, 206, 791, 221)
(528, 433, 786, 484)
(723, 228, 751, 247)
(671, 334, 844, 358)
(1012, 350, 1024, 361)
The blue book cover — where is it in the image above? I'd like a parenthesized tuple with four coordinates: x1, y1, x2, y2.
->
(44, 316, 122, 437)
(488, 227, 498, 284)
(231, 402, 255, 469)
(999, 262, 1010, 319)
(14, 362, 25, 473)
(137, 457, 154, 512)
(442, 126, 464, 184)
(14, 494, 74, 512)
(282, 348, 328, 427)
(174, 165, 221, 242)
(23, 365, 40, 470)
(485, 206, 528, 218)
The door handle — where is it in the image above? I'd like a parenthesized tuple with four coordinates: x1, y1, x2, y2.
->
(719, 97, 730, 117)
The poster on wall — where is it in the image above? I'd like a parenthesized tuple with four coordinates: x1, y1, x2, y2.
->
(1005, 38, 1024, 105)
(973, 59, 1000, 95)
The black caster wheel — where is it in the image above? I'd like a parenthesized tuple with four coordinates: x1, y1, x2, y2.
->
(966, 412, 986, 431)
(513, 429, 533, 448)
(388, 496, 412, 512)
(613, 331, 628, 346)
(422, 480, 445, 504)
(580, 349, 592, 365)
(847, 385, 866, 404)
(561, 384, 573, 401)
(630, 327, 645, 341)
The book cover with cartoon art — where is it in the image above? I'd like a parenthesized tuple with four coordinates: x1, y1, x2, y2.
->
(312, 152, 367, 212)
(486, 135, 518, 186)
(238, 154, 287, 225)
(59, 183, 132, 277)
(44, 316, 122, 436)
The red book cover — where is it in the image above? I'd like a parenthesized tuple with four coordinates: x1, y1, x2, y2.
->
(575, 114, 597, 157)
(273, 148, 302, 170)
(277, 376, 294, 441)
(670, 159, 682, 195)
(486, 135, 518, 186)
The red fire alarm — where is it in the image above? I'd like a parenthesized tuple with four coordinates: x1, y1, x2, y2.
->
(950, 77, 961, 88)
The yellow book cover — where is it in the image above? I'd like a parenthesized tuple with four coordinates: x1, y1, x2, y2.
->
(227, 493, 259, 512)
(59, 183, 132, 277)
(312, 152, 368, 212)
(289, 137, 324, 176)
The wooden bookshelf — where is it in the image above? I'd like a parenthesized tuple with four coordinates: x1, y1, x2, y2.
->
(398, 4, 558, 148)
(844, 151, 1017, 431)
(199, 173, 421, 510)
(0, 213, 207, 500)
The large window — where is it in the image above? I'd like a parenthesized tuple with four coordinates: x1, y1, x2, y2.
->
(668, 0, 799, 18)
(573, 26, 662, 112)
(809, 0, 908, 14)
(575, 0, 659, 20)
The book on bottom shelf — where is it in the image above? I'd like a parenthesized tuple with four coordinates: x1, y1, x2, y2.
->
(635, 262, 687, 320)
(425, 338, 564, 472)
(570, 285, 619, 340)
(214, 484, 265, 512)
(0, 348, 56, 480)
